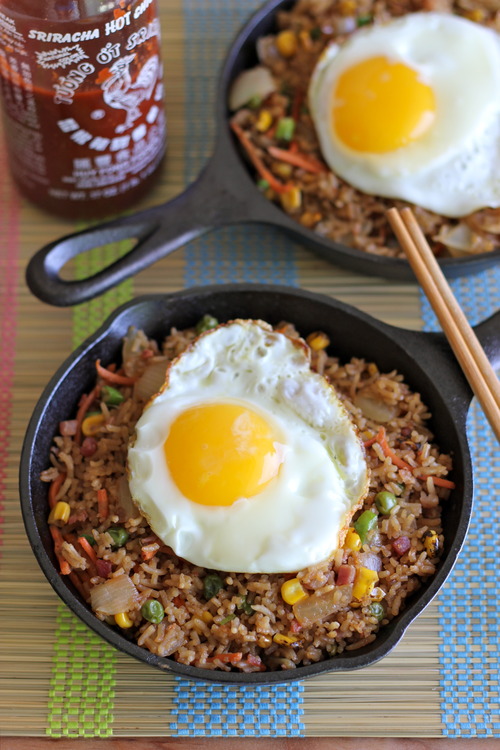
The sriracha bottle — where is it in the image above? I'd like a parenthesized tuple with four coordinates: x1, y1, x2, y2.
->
(0, 0, 166, 219)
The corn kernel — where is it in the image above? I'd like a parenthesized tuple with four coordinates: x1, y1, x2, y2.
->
(367, 362, 379, 376)
(463, 8, 485, 22)
(273, 633, 299, 646)
(273, 162, 293, 178)
(81, 413, 105, 436)
(256, 109, 273, 133)
(352, 567, 379, 600)
(48, 501, 71, 525)
(279, 186, 302, 212)
(299, 29, 313, 50)
(114, 612, 133, 628)
(281, 578, 308, 605)
(423, 530, 440, 557)
(201, 611, 213, 624)
(371, 586, 386, 602)
(276, 29, 298, 58)
(299, 211, 322, 228)
(307, 331, 330, 351)
(344, 528, 362, 552)
(339, 0, 356, 15)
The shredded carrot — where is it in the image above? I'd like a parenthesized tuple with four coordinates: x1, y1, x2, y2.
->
(422, 475, 456, 489)
(77, 535, 98, 564)
(48, 472, 66, 509)
(377, 427, 414, 472)
(363, 427, 384, 449)
(267, 145, 328, 174)
(97, 488, 109, 520)
(96, 359, 137, 386)
(75, 386, 98, 445)
(50, 526, 71, 575)
(207, 652, 243, 663)
(230, 120, 293, 194)
(69, 570, 88, 599)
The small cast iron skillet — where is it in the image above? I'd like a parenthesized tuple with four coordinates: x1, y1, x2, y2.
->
(26, 0, 500, 308)
(20, 285, 500, 684)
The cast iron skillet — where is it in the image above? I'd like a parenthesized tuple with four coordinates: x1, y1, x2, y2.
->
(25, 0, 500, 307)
(20, 284, 500, 683)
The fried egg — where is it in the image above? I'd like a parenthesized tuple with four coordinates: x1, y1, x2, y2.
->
(308, 13, 500, 217)
(127, 320, 369, 573)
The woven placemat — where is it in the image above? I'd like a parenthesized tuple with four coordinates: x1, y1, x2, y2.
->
(0, 0, 499, 738)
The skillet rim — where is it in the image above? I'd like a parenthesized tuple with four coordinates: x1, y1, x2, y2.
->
(19, 284, 473, 684)
(214, 0, 500, 280)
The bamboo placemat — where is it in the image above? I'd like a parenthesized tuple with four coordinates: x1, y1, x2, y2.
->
(0, 0, 499, 738)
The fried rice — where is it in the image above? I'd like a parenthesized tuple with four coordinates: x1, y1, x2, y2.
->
(229, 0, 500, 259)
(41, 317, 454, 673)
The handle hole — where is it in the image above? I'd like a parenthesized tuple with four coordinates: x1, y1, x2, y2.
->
(57, 237, 138, 281)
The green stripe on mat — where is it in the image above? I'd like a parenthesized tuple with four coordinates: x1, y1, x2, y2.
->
(46, 242, 134, 738)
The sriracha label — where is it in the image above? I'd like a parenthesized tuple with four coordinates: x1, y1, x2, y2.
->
(0, 0, 166, 218)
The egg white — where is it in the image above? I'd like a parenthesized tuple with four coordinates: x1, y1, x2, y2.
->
(309, 13, 500, 216)
(127, 320, 369, 574)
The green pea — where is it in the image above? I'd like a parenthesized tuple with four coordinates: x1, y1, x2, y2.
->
(82, 533, 96, 547)
(309, 26, 322, 40)
(357, 14, 372, 26)
(354, 509, 378, 544)
(257, 178, 270, 191)
(203, 574, 223, 600)
(195, 314, 219, 335)
(101, 385, 125, 406)
(107, 527, 129, 548)
(369, 602, 385, 622)
(141, 599, 164, 624)
(375, 491, 397, 515)
(275, 116, 295, 142)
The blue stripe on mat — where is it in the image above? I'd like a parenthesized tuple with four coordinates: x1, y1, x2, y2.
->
(420, 265, 500, 738)
(171, 0, 304, 735)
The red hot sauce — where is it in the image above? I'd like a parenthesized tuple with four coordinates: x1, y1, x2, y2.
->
(0, 0, 166, 218)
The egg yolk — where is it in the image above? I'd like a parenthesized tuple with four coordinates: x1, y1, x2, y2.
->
(332, 55, 436, 153)
(164, 403, 284, 506)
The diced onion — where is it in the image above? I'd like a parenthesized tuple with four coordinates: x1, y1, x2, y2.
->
(433, 223, 484, 257)
(354, 393, 397, 423)
(357, 552, 382, 572)
(228, 66, 276, 111)
(293, 584, 353, 627)
(117, 475, 140, 519)
(90, 574, 139, 615)
(133, 358, 168, 402)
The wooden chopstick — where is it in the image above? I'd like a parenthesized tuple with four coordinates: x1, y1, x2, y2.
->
(387, 206, 500, 444)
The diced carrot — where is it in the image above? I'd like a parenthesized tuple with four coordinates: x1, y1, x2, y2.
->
(267, 145, 328, 174)
(207, 652, 243, 663)
(97, 488, 109, 520)
(48, 472, 66, 509)
(95, 359, 137, 386)
(172, 596, 185, 608)
(75, 386, 98, 445)
(50, 526, 71, 575)
(141, 543, 160, 561)
(230, 120, 293, 195)
(77, 535, 98, 564)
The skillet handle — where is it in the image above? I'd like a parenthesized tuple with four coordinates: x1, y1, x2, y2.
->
(25, 156, 247, 307)
(473, 309, 500, 370)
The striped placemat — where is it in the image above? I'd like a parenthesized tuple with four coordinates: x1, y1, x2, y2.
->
(0, 0, 499, 738)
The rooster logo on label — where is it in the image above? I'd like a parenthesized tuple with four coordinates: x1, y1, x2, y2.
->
(102, 53, 159, 133)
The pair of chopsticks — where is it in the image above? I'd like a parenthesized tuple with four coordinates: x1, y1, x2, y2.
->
(387, 207, 500, 445)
